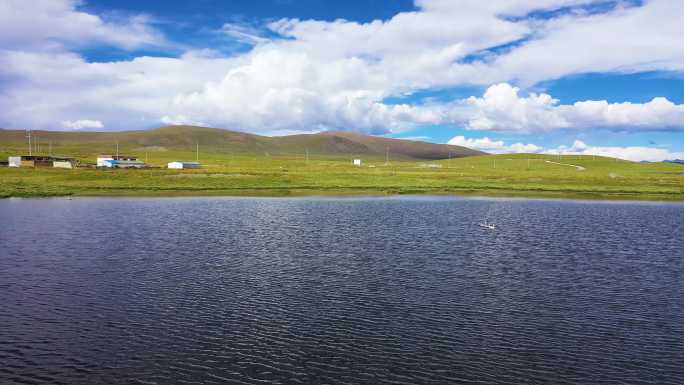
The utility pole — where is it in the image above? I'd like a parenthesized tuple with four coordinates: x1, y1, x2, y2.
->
(49, 141, 52, 156)
(227, 140, 234, 167)
(385, 146, 389, 165)
(196, 142, 199, 162)
(116, 141, 119, 158)
(448, 151, 452, 169)
(305, 148, 309, 163)
(26, 130, 32, 156)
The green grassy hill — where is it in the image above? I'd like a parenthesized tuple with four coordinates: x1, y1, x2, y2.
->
(0, 150, 682, 199)
(0, 125, 483, 162)
(1, 126, 682, 200)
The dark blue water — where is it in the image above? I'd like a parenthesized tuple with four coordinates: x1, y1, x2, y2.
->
(1, 196, 683, 384)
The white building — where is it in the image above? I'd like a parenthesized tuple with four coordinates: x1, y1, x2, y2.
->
(97, 155, 113, 167)
(353, 159, 362, 166)
(8, 155, 76, 168)
(53, 161, 74, 169)
(97, 155, 141, 168)
(168, 161, 201, 169)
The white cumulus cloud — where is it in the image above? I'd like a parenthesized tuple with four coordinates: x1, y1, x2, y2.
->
(547, 140, 684, 162)
(61, 119, 103, 130)
(462, 83, 684, 132)
(448, 135, 543, 153)
(490, 0, 684, 85)
(1, 0, 684, 140)
(0, 0, 164, 51)
(449, 136, 684, 162)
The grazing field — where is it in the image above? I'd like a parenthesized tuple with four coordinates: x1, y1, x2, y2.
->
(0, 126, 681, 200)
(0, 147, 682, 200)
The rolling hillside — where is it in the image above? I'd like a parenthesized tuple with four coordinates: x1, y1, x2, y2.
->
(1, 126, 682, 200)
(0, 125, 483, 160)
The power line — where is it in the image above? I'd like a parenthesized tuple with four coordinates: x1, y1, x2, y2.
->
(26, 130, 32, 156)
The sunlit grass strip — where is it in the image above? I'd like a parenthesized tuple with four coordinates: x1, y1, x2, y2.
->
(1, 152, 682, 200)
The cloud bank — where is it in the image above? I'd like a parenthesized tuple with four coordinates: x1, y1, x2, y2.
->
(462, 83, 684, 132)
(448, 136, 542, 153)
(0, 0, 164, 51)
(1, 0, 684, 137)
(61, 119, 104, 130)
(448, 136, 684, 162)
(549, 140, 684, 162)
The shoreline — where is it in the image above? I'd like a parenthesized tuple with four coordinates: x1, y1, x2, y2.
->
(3, 187, 683, 202)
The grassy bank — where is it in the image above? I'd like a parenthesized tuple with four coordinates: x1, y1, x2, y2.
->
(1, 150, 682, 200)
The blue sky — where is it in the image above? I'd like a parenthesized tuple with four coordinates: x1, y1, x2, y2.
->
(82, 0, 417, 24)
(0, 0, 683, 161)
(77, 0, 417, 61)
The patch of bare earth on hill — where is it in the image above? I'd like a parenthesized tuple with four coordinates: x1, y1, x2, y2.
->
(135, 146, 168, 152)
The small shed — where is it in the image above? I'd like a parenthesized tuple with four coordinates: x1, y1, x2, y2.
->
(353, 159, 362, 166)
(8, 155, 75, 168)
(97, 155, 112, 167)
(97, 155, 139, 167)
(97, 155, 145, 168)
(168, 161, 201, 169)
(53, 161, 74, 169)
(102, 159, 145, 168)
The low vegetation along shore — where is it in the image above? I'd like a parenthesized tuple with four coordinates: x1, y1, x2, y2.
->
(1, 153, 682, 200)
(1, 126, 682, 200)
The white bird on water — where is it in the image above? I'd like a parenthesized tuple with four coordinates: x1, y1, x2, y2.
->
(479, 203, 498, 230)
(479, 221, 496, 230)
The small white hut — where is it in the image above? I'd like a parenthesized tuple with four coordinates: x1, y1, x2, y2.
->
(168, 161, 201, 169)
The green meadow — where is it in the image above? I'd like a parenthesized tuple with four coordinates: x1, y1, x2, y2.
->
(1, 146, 682, 200)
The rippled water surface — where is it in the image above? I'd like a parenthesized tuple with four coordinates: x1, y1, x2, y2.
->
(1, 196, 683, 384)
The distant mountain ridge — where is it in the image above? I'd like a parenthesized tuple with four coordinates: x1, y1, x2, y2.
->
(0, 125, 484, 160)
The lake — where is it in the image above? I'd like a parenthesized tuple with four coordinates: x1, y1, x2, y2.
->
(1, 196, 683, 384)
